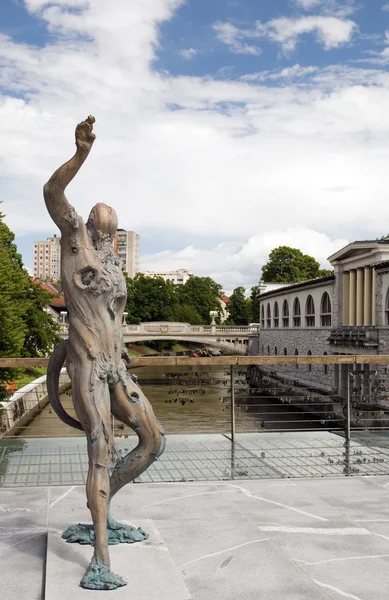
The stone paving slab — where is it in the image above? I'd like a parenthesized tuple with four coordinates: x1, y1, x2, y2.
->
(4, 469, 389, 598)
(0, 486, 48, 600)
(46, 485, 192, 600)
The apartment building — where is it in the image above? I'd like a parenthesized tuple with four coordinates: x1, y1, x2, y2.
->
(114, 229, 140, 277)
(33, 235, 61, 281)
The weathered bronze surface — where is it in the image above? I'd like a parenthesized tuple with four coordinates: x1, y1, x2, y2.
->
(45, 116, 165, 590)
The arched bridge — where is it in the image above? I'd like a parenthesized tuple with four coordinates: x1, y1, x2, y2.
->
(59, 322, 260, 354)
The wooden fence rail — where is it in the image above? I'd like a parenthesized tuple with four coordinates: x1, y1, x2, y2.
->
(2, 355, 389, 368)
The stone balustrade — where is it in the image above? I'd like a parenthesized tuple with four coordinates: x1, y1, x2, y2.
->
(0, 369, 70, 437)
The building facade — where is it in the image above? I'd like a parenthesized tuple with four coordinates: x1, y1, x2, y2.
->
(114, 229, 140, 277)
(33, 235, 61, 281)
(144, 269, 192, 285)
(257, 239, 389, 398)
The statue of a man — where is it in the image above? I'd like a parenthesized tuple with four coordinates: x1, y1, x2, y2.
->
(45, 116, 165, 590)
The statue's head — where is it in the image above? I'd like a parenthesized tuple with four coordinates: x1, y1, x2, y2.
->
(87, 203, 118, 236)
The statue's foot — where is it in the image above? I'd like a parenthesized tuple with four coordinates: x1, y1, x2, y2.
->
(62, 523, 94, 545)
(80, 556, 127, 590)
(62, 521, 148, 545)
(107, 515, 148, 544)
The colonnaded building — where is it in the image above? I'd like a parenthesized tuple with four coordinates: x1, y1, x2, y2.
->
(257, 238, 389, 399)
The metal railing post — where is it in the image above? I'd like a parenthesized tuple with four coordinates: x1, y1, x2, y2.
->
(230, 365, 236, 442)
(346, 366, 351, 442)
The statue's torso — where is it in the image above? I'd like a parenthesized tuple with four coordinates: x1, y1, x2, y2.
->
(60, 212, 126, 363)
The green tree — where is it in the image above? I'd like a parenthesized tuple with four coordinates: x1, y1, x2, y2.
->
(227, 286, 251, 325)
(173, 303, 203, 324)
(261, 246, 332, 283)
(176, 276, 222, 323)
(250, 285, 260, 323)
(126, 274, 178, 323)
(0, 208, 60, 383)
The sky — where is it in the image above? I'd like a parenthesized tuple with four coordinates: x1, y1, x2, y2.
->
(1, 0, 389, 293)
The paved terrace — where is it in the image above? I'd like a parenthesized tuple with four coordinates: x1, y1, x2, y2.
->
(3, 432, 389, 599)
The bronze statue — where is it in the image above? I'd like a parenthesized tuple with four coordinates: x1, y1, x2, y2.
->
(45, 116, 165, 590)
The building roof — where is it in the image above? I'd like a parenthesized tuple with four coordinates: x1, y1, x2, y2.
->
(258, 274, 335, 300)
(328, 240, 389, 263)
(33, 279, 62, 294)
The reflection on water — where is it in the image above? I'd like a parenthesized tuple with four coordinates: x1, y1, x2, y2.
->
(18, 364, 336, 438)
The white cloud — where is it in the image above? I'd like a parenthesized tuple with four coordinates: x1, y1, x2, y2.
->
(0, 0, 389, 291)
(214, 15, 356, 55)
(264, 16, 357, 51)
(213, 22, 262, 55)
(295, 0, 322, 8)
(294, 0, 357, 17)
(383, 3, 389, 10)
(240, 64, 318, 82)
(179, 48, 198, 60)
(141, 228, 348, 293)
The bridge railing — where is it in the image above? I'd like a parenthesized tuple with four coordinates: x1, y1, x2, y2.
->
(2, 355, 389, 443)
(58, 322, 260, 336)
(0, 369, 70, 438)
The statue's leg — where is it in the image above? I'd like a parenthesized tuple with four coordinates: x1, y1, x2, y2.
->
(67, 358, 126, 590)
(109, 374, 165, 501)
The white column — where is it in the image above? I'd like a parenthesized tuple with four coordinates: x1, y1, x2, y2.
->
(363, 267, 372, 326)
(343, 272, 350, 326)
(372, 269, 377, 326)
(349, 270, 356, 326)
(356, 269, 364, 326)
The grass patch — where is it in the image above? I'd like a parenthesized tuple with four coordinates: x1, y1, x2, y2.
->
(16, 367, 47, 389)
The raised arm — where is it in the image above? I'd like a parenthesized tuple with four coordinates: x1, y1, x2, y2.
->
(43, 115, 96, 231)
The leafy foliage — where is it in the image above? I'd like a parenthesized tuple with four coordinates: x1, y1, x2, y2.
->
(125, 274, 222, 324)
(126, 274, 178, 323)
(261, 246, 333, 283)
(176, 276, 222, 323)
(250, 285, 260, 323)
(0, 208, 60, 383)
(227, 286, 251, 325)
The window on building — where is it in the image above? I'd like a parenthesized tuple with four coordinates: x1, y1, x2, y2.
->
(293, 298, 301, 327)
(320, 292, 332, 326)
(323, 351, 329, 375)
(284, 348, 287, 356)
(260, 305, 265, 328)
(295, 348, 299, 369)
(308, 349, 312, 372)
(267, 345, 270, 355)
(385, 287, 389, 325)
(275, 347, 278, 356)
(282, 300, 289, 327)
(266, 304, 271, 328)
(274, 301, 279, 328)
(305, 295, 315, 327)
(262, 345, 264, 355)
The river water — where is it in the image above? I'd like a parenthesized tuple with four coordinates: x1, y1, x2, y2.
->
(19, 365, 334, 438)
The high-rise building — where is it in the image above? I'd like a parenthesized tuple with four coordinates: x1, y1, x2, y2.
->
(114, 229, 140, 277)
(145, 269, 192, 284)
(33, 234, 61, 281)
